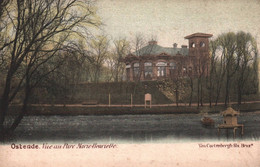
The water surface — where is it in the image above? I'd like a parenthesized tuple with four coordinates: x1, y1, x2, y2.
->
(4, 112, 260, 143)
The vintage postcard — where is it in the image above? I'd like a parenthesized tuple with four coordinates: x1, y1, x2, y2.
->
(0, 0, 259, 166)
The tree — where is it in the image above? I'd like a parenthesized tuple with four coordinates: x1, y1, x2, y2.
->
(170, 69, 183, 107)
(194, 45, 210, 107)
(218, 32, 238, 106)
(132, 33, 147, 57)
(235, 31, 258, 105)
(0, 0, 10, 18)
(0, 0, 100, 140)
(209, 31, 258, 106)
(213, 38, 226, 106)
(0, 0, 12, 67)
(104, 37, 130, 82)
(33, 41, 91, 104)
(187, 63, 194, 107)
(112, 38, 130, 82)
(87, 35, 110, 83)
(129, 33, 147, 82)
(206, 40, 218, 107)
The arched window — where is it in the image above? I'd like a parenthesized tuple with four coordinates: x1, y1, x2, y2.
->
(156, 62, 167, 77)
(126, 64, 131, 80)
(190, 42, 195, 48)
(133, 63, 140, 79)
(144, 62, 153, 79)
(200, 41, 205, 47)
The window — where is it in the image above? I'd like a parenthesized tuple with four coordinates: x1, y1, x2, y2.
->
(169, 62, 176, 69)
(183, 67, 187, 74)
(157, 67, 166, 77)
(126, 64, 131, 80)
(144, 62, 153, 79)
(200, 41, 205, 47)
(190, 42, 195, 48)
(126, 68, 130, 80)
(169, 62, 176, 76)
(133, 63, 140, 79)
(156, 62, 167, 77)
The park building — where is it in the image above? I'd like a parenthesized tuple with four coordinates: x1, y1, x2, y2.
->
(123, 33, 213, 81)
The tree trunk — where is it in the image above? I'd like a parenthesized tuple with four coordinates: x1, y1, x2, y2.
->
(200, 80, 203, 106)
(115, 63, 119, 82)
(0, 73, 12, 140)
(209, 83, 212, 108)
(225, 77, 230, 106)
(197, 78, 200, 108)
(237, 83, 242, 105)
(9, 81, 30, 132)
(189, 78, 193, 107)
(215, 84, 221, 106)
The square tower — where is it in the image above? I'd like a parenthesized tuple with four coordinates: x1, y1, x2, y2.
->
(185, 33, 213, 76)
(184, 32, 212, 57)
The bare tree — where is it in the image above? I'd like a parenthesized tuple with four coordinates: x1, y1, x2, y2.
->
(0, 0, 100, 139)
(187, 64, 194, 107)
(128, 33, 147, 82)
(132, 33, 147, 57)
(161, 59, 189, 107)
(214, 41, 226, 106)
(206, 40, 218, 107)
(103, 51, 115, 82)
(194, 48, 209, 108)
(170, 64, 184, 107)
(87, 35, 110, 83)
(208, 31, 258, 106)
(235, 31, 257, 105)
(219, 32, 238, 106)
(0, 0, 13, 67)
(112, 38, 130, 82)
(0, 0, 10, 17)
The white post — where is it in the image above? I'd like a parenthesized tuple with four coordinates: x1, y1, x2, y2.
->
(144, 93, 152, 108)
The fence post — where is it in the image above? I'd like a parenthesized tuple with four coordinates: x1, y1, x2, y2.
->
(109, 93, 111, 107)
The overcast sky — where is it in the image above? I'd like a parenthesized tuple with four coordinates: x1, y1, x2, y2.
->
(96, 0, 260, 48)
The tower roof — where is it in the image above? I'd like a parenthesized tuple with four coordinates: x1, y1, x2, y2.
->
(221, 107, 239, 116)
(184, 33, 213, 39)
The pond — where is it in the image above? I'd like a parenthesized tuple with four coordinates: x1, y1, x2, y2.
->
(3, 112, 260, 143)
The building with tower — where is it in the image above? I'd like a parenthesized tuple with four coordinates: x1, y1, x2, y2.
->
(123, 33, 213, 81)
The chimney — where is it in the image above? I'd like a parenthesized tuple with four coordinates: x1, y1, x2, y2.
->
(173, 43, 178, 48)
(148, 41, 157, 45)
(181, 45, 188, 48)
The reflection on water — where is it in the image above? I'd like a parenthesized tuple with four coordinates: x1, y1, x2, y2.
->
(4, 112, 260, 143)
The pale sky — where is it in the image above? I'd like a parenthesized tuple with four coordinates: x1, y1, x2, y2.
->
(96, 0, 260, 48)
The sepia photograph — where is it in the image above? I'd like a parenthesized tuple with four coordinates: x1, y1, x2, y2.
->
(0, 0, 259, 166)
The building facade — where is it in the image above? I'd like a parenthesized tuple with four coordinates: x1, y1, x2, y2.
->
(123, 33, 213, 81)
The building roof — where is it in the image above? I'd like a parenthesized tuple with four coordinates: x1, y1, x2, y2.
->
(184, 33, 213, 39)
(133, 43, 189, 57)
